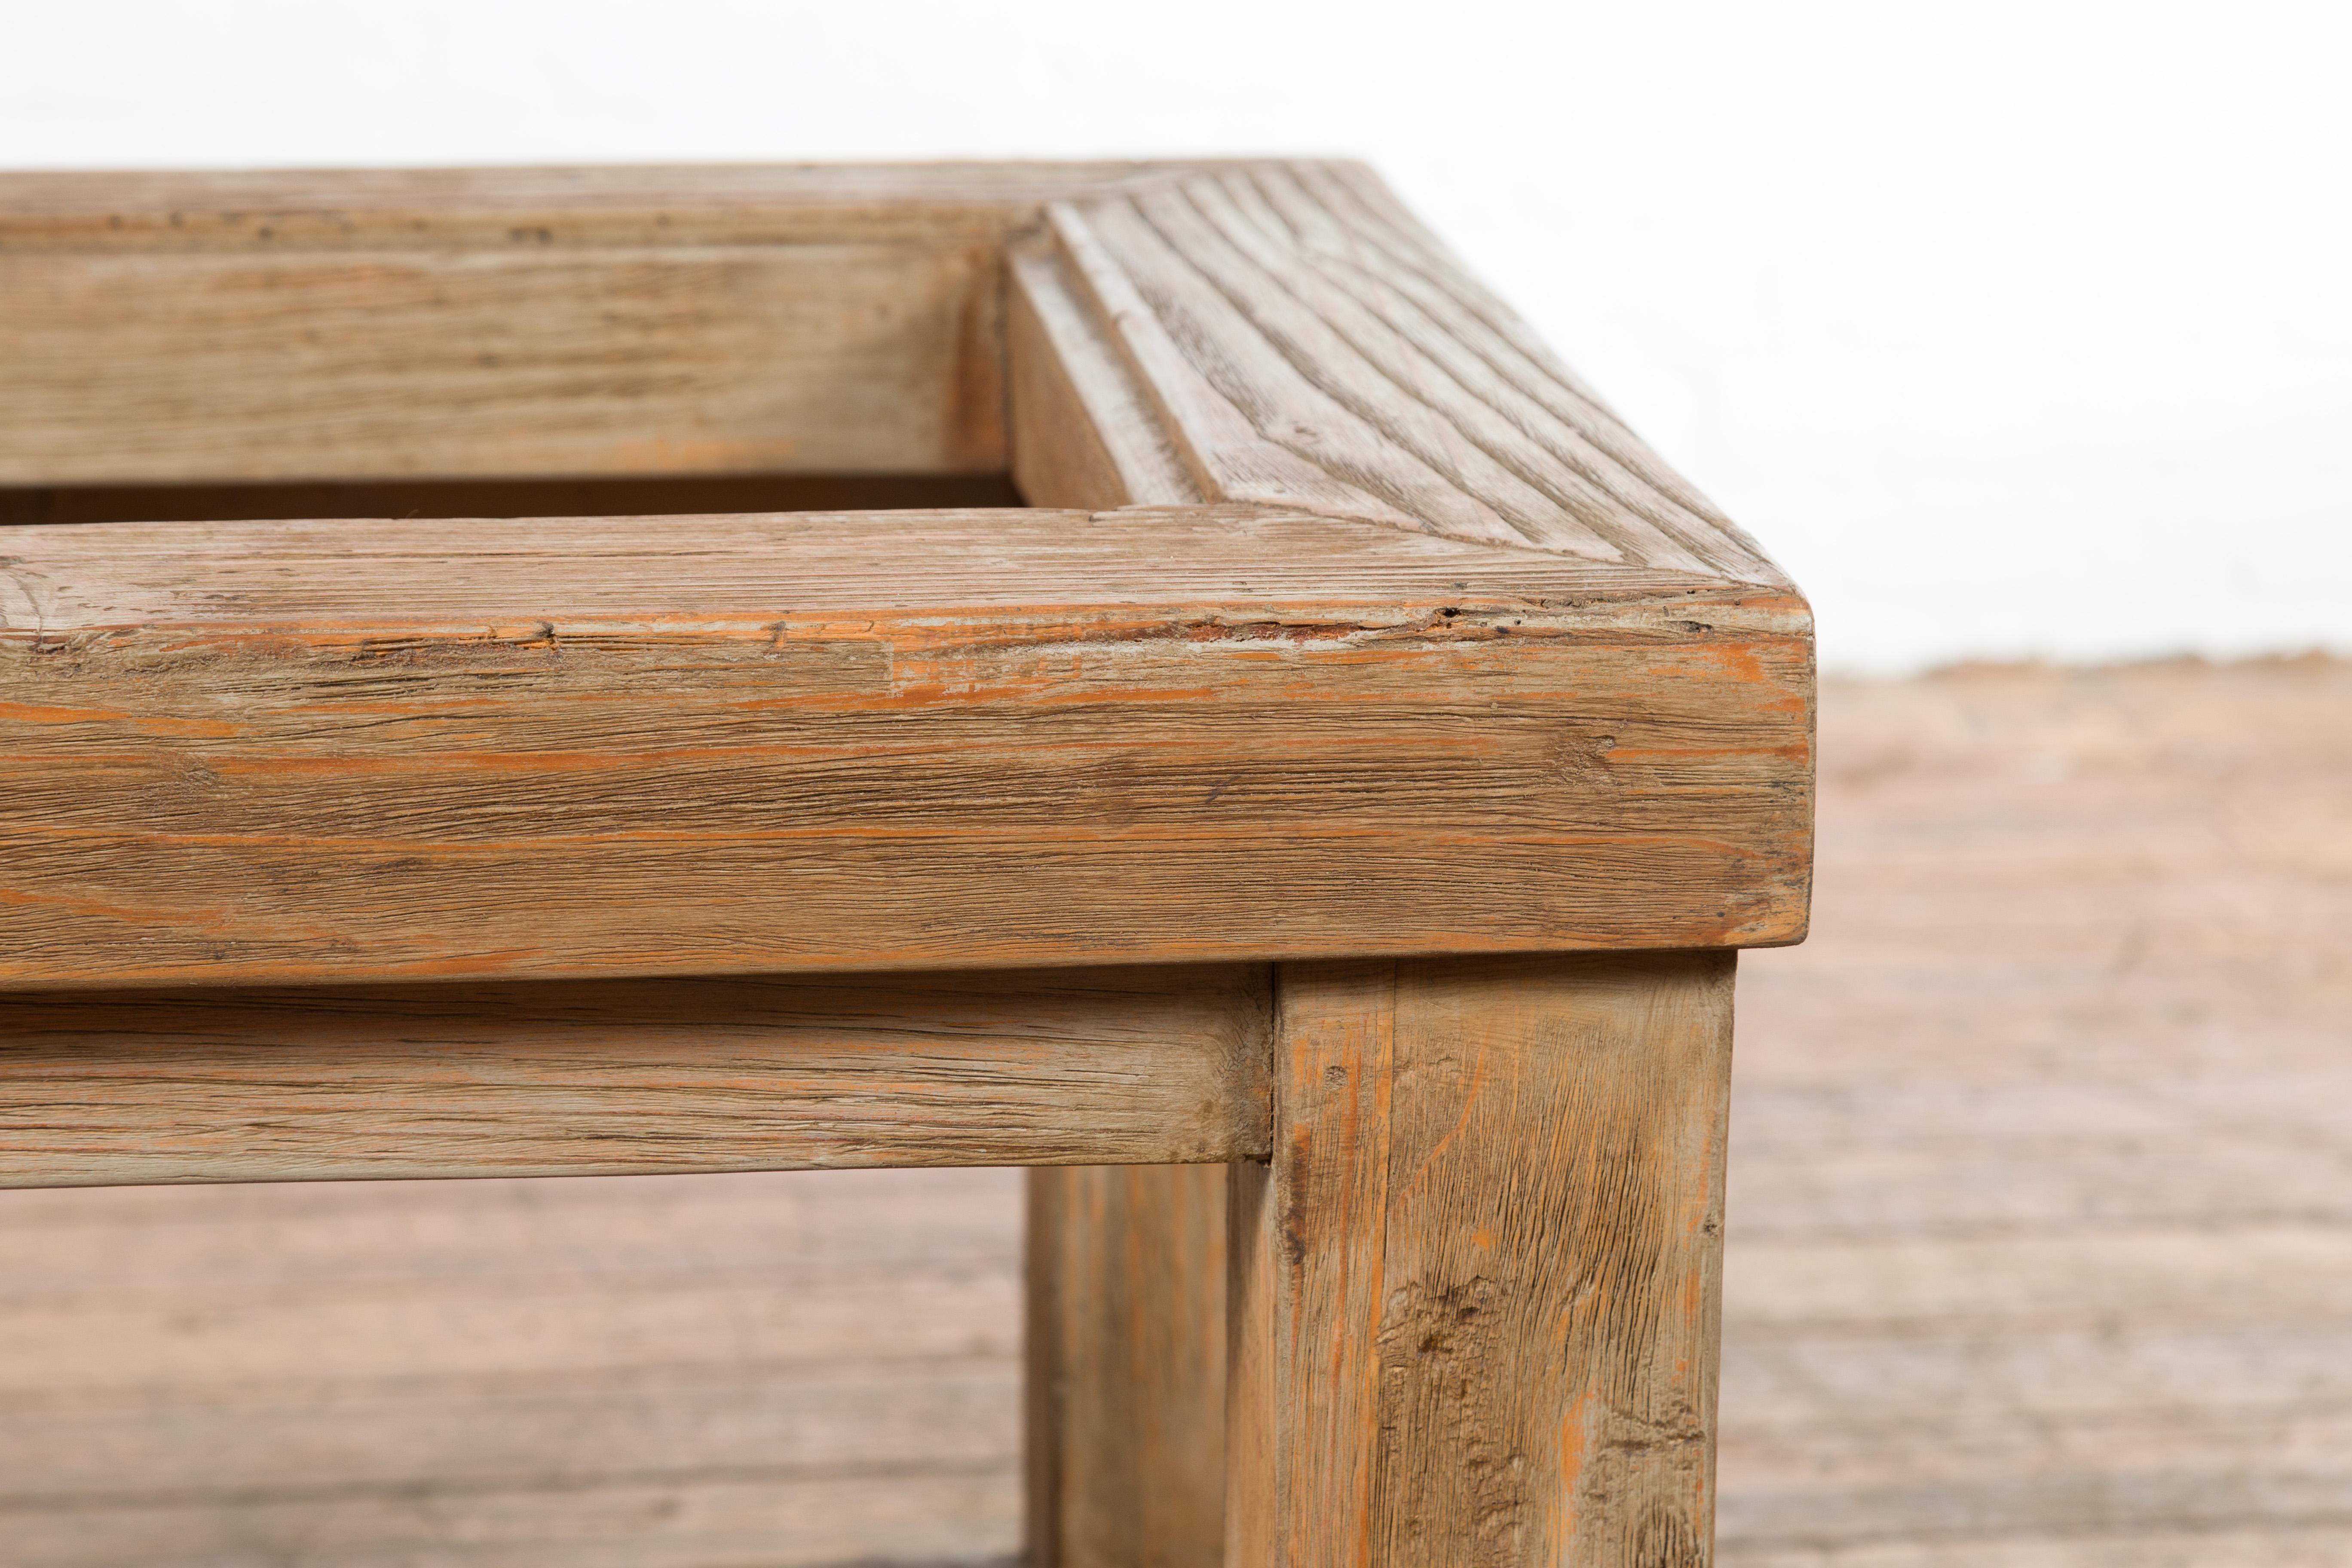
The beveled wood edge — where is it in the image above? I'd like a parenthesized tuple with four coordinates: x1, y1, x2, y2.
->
(0, 503, 1800, 629)
(1026, 165, 1795, 584)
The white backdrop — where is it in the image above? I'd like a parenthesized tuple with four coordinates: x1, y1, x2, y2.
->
(8, 0, 2346, 671)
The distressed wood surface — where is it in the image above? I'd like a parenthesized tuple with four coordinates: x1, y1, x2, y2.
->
(0, 243, 1006, 483)
(8, 669, 2336, 1566)
(1044, 164, 1783, 576)
(0, 471, 1022, 528)
(1231, 953, 1735, 1566)
(0, 161, 1812, 988)
(0, 965, 1269, 1187)
(1008, 244, 1199, 511)
(0, 508, 1809, 989)
(1011, 375, 1231, 1568)
(1026, 1164, 1230, 1568)
(0, 162, 1231, 251)
(0, 160, 1233, 486)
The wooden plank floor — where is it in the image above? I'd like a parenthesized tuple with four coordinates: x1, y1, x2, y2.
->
(0, 1170, 1027, 1567)
(1721, 658, 2352, 1566)
(0, 659, 2346, 1566)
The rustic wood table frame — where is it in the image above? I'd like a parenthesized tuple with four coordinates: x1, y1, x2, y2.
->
(0, 162, 1813, 1566)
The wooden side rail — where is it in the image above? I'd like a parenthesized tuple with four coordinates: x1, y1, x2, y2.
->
(0, 964, 1269, 1187)
(0, 507, 1807, 990)
(0, 162, 1191, 484)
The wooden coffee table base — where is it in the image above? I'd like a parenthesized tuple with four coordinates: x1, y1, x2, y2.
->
(0, 160, 1808, 1566)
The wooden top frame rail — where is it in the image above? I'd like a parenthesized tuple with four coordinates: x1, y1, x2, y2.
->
(0, 161, 1813, 991)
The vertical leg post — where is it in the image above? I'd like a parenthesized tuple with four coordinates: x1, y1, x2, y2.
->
(1027, 1163, 1228, 1568)
(1229, 952, 1735, 1566)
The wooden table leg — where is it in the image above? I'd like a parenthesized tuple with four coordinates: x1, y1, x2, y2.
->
(1027, 1163, 1229, 1567)
(1228, 953, 1736, 1567)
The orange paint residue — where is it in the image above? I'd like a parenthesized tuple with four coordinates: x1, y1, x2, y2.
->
(0, 883, 230, 929)
(0, 701, 239, 738)
(1687, 642, 1770, 685)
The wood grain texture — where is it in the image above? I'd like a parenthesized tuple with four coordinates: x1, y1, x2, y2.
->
(0, 158, 1808, 1565)
(1026, 1163, 1230, 1568)
(0, 243, 1005, 482)
(0, 160, 1235, 486)
(16, 669, 2334, 1567)
(1044, 163, 1787, 578)
(1012, 351, 1231, 1568)
(1231, 952, 1735, 1567)
(1009, 244, 1200, 511)
(0, 471, 1024, 528)
(0, 508, 1810, 989)
(0, 162, 1232, 252)
(0, 965, 1269, 1187)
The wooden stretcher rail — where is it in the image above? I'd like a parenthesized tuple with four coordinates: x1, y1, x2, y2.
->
(0, 964, 1270, 1188)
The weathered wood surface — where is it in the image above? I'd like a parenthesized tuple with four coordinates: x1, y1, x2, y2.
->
(0, 161, 1234, 487)
(1013, 288, 1230, 1568)
(1231, 952, 1735, 1567)
(1026, 1164, 1228, 1568)
(1042, 164, 1782, 575)
(0, 243, 1008, 482)
(0, 162, 1222, 251)
(0, 471, 1022, 528)
(0, 161, 1814, 1566)
(0, 160, 1811, 988)
(0, 508, 1809, 989)
(1007, 244, 1199, 512)
(5, 666, 2340, 1566)
(0, 964, 1268, 1188)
